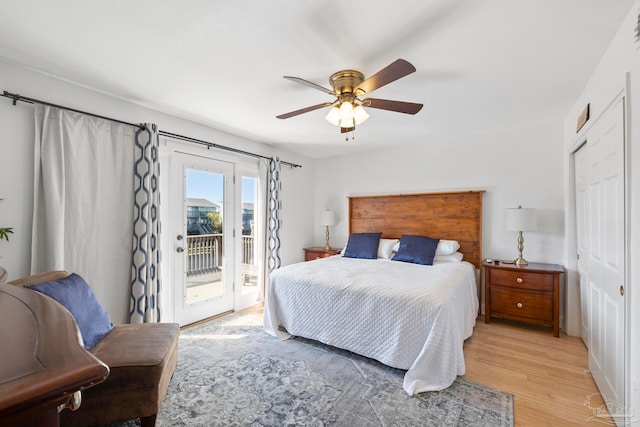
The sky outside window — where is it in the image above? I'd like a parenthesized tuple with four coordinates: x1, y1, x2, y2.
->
(187, 170, 256, 204)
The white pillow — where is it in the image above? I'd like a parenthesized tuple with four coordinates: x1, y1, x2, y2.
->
(391, 238, 459, 255)
(436, 240, 460, 256)
(378, 238, 400, 259)
(433, 252, 464, 263)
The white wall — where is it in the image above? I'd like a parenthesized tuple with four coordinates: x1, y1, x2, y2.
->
(314, 120, 565, 313)
(563, 0, 640, 420)
(0, 60, 315, 323)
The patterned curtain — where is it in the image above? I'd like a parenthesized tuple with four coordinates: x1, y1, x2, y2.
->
(267, 156, 282, 271)
(130, 123, 162, 323)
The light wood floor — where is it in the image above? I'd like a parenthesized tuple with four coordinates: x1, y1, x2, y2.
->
(463, 317, 610, 426)
(240, 304, 610, 426)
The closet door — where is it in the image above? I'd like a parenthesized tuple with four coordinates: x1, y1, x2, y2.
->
(574, 144, 589, 346)
(578, 96, 626, 421)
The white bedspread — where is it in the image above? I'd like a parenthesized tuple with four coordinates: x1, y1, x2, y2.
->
(263, 256, 479, 395)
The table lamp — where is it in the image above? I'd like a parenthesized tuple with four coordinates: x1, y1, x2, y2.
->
(319, 210, 336, 250)
(505, 205, 537, 266)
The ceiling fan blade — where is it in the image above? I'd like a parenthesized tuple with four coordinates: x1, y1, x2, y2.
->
(364, 98, 423, 115)
(355, 59, 417, 95)
(283, 76, 335, 95)
(276, 102, 334, 119)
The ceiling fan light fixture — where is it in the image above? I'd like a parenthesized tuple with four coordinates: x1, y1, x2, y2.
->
(353, 105, 369, 125)
(327, 101, 361, 129)
(324, 106, 341, 126)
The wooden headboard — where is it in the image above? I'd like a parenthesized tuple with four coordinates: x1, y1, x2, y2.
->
(348, 190, 484, 269)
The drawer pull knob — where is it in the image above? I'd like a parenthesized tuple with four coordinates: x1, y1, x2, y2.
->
(516, 302, 523, 308)
(516, 277, 523, 284)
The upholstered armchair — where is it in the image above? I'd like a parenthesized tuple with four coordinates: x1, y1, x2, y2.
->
(8, 270, 180, 427)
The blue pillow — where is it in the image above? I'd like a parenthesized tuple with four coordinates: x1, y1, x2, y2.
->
(29, 273, 114, 350)
(392, 235, 440, 265)
(343, 232, 382, 259)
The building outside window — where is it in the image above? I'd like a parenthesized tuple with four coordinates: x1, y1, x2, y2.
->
(186, 198, 220, 235)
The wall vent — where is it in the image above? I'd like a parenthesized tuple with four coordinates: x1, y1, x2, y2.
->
(636, 11, 640, 43)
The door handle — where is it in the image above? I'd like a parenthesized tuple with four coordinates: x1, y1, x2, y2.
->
(176, 247, 184, 253)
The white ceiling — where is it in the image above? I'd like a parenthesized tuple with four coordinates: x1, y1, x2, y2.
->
(0, 0, 634, 158)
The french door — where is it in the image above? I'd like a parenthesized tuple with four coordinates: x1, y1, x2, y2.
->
(234, 171, 263, 310)
(171, 153, 234, 325)
(168, 151, 264, 325)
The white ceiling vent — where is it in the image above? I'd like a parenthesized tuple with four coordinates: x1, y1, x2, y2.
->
(636, 10, 640, 43)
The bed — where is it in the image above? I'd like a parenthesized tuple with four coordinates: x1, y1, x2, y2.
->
(263, 190, 484, 395)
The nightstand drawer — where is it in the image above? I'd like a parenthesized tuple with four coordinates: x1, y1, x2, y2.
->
(490, 288, 553, 321)
(489, 269, 553, 291)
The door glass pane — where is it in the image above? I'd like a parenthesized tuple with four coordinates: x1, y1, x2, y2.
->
(185, 169, 224, 304)
(241, 176, 258, 292)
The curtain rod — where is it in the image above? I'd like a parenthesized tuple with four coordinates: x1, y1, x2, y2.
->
(1, 90, 302, 168)
(156, 130, 301, 168)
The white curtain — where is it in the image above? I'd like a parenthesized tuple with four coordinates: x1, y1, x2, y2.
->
(267, 156, 282, 271)
(32, 105, 135, 324)
(130, 124, 162, 323)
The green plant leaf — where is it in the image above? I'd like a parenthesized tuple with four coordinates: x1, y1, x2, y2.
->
(0, 228, 14, 241)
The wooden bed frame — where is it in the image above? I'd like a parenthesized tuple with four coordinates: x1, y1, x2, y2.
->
(348, 190, 484, 269)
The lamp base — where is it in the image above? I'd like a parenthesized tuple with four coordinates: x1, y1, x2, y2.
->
(324, 226, 331, 251)
(514, 231, 528, 266)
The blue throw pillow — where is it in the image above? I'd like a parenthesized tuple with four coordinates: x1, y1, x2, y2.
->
(343, 232, 382, 259)
(392, 235, 440, 265)
(29, 273, 114, 350)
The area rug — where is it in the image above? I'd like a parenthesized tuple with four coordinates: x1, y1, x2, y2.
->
(113, 312, 513, 426)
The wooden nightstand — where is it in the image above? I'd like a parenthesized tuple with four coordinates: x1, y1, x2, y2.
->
(484, 261, 564, 337)
(303, 247, 341, 261)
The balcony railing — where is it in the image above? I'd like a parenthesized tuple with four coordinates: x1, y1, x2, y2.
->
(186, 234, 220, 277)
(185, 234, 256, 278)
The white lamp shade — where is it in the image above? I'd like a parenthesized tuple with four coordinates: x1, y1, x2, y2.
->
(353, 105, 370, 125)
(505, 207, 537, 231)
(339, 101, 353, 120)
(319, 210, 336, 226)
(325, 106, 341, 126)
(340, 117, 354, 128)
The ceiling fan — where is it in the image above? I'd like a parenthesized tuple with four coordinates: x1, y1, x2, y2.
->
(276, 59, 423, 137)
